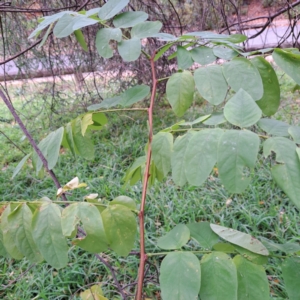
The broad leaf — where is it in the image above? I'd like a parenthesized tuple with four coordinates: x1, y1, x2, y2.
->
(160, 252, 201, 300)
(123, 156, 145, 185)
(96, 28, 122, 58)
(203, 112, 226, 125)
(53, 14, 75, 38)
(110, 196, 137, 211)
(80, 284, 108, 300)
(118, 38, 141, 62)
(101, 204, 137, 256)
(263, 137, 300, 209)
(81, 113, 94, 136)
(171, 132, 195, 186)
(257, 118, 290, 137)
(87, 96, 122, 110)
(152, 132, 173, 177)
(8, 203, 43, 263)
(32, 202, 68, 269)
(12, 153, 31, 179)
(210, 224, 269, 256)
(120, 85, 150, 106)
(0, 226, 9, 257)
(222, 57, 263, 100)
(179, 115, 210, 126)
(1, 205, 24, 259)
(213, 45, 238, 60)
(200, 252, 237, 300)
(273, 48, 300, 85)
(213, 242, 235, 253)
(177, 46, 193, 69)
(224, 89, 262, 128)
(61, 203, 108, 253)
(131, 21, 162, 38)
(194, 65, 228, 105)
(166, 71, 195, 116)
(185, 129, 223, 186)
(190, 46, 216, 65)
(233, 255, 269, 300)
(288, 126, 300, 143)
(282, 257, 300, 300)
(157, 224, 190, 250)
(187, 222, 219, 249)
(72, 15, 99, 31)
(218, 130, 260, 193)
(259, 237, 300, 254)
(98, 0, 129, 20)
(113, 11, 148, 28)
(251, 57, 280, 116)
(33, 127, 64, 173)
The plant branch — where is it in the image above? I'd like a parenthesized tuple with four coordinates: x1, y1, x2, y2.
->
(0, 130, 27, 155)
(0, 88, 66, 200)
(135, 51, 158, 300)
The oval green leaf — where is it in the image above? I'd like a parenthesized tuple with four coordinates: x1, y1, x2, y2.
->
(224, 89, 262, 128)
(96, 28, 122, 58)
(118, 38, 141, 62)
(258, 118, 290, 137)
(177, 46, 193, 69)
(120, 84, 150, 106)
(282, 257, 300, 300)
(113, 11, 148, 28)
(190, 46, 216, 65)
(131, 21, 162, 39)
(98, 0, 129, 20)
(210, 224, 269, 256)
(157, 224, 190, 250)
(110, 196, 137, 211)
(160, 252, 201, 300)
(200, 252, 237, 300)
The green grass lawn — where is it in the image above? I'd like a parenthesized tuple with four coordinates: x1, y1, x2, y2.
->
(0, 71, 300, 299)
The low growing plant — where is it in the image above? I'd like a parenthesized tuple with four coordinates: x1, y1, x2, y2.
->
(1, 0, 300, 299)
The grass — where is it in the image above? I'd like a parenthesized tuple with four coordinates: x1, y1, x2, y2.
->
(0, 71, 300, 299)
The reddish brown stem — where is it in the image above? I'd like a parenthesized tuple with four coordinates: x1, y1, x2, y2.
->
(135, 52, 158, 300)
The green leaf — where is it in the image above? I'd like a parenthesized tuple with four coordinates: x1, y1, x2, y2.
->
(90, 112, 107, 128)
(282, 257, 300, 300)
(213, 45, 238, 60)
(224, 89, 262, 128)
(113, 11, 148, 28)
(131, 21, 162, 38)
(12, 153, 31, 179)
(259, 237, 300, 254)
(186, 32, 247, 43)
(8, 203, 43, 263)
(98, 0, 129, 20)
(33, 127, 64, 173)
(190, 46, 216, 65)
(171, 132, 195, 186)
(154, 43, 173, 61)
(1, 205, 24, 259)
(74, 29, 88, 51)
(273, 48, 300, 85)
(72, 15, 98, 31)
(87, 96, 122, 110)
(86, 7, 101, 17)
(157, 224, 190, 250)
(194, 65, 228, 105)
(187, 222, 219, 249)
(263, 137, 300, 209)
(118, 38, 141, 62)
(151, 33, 177, 41)
(257, 119, 290, 137)
(53, 14, 75, 38)
(123, 156, 145, 185)
(218, 130, 260, 193)
(222, 57, 263, 100)
(185, 129, 223, 186)
(80, 284, 108, 300)
(96, 28, 122, 58)
(81, 113, 94, 136)
(32, 202, 68, 269)
(120, 85, 150, 106)
(73, 118, 95, 160)
(233, 255, 269, 300)
(38, 23, 52, 48)
(0, 225, 9, 257)
(152, 132, 173, 177)
(210, 224, 269, 256)
(160, 252, 201, 300)
(61, 203, 108, 253)
(200, 252, 237, 300)
(288, 126, 300, 143)
(166, 71, 195, 117)
(101, 204, 137, 256)
(251, 57, 280, 116)
(234, 245, 268, 265)
(213, 242, 236, 253)
(110, 196, 137, 211)
(203, 112, 226, 125)
(177, 46, 193, 69)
